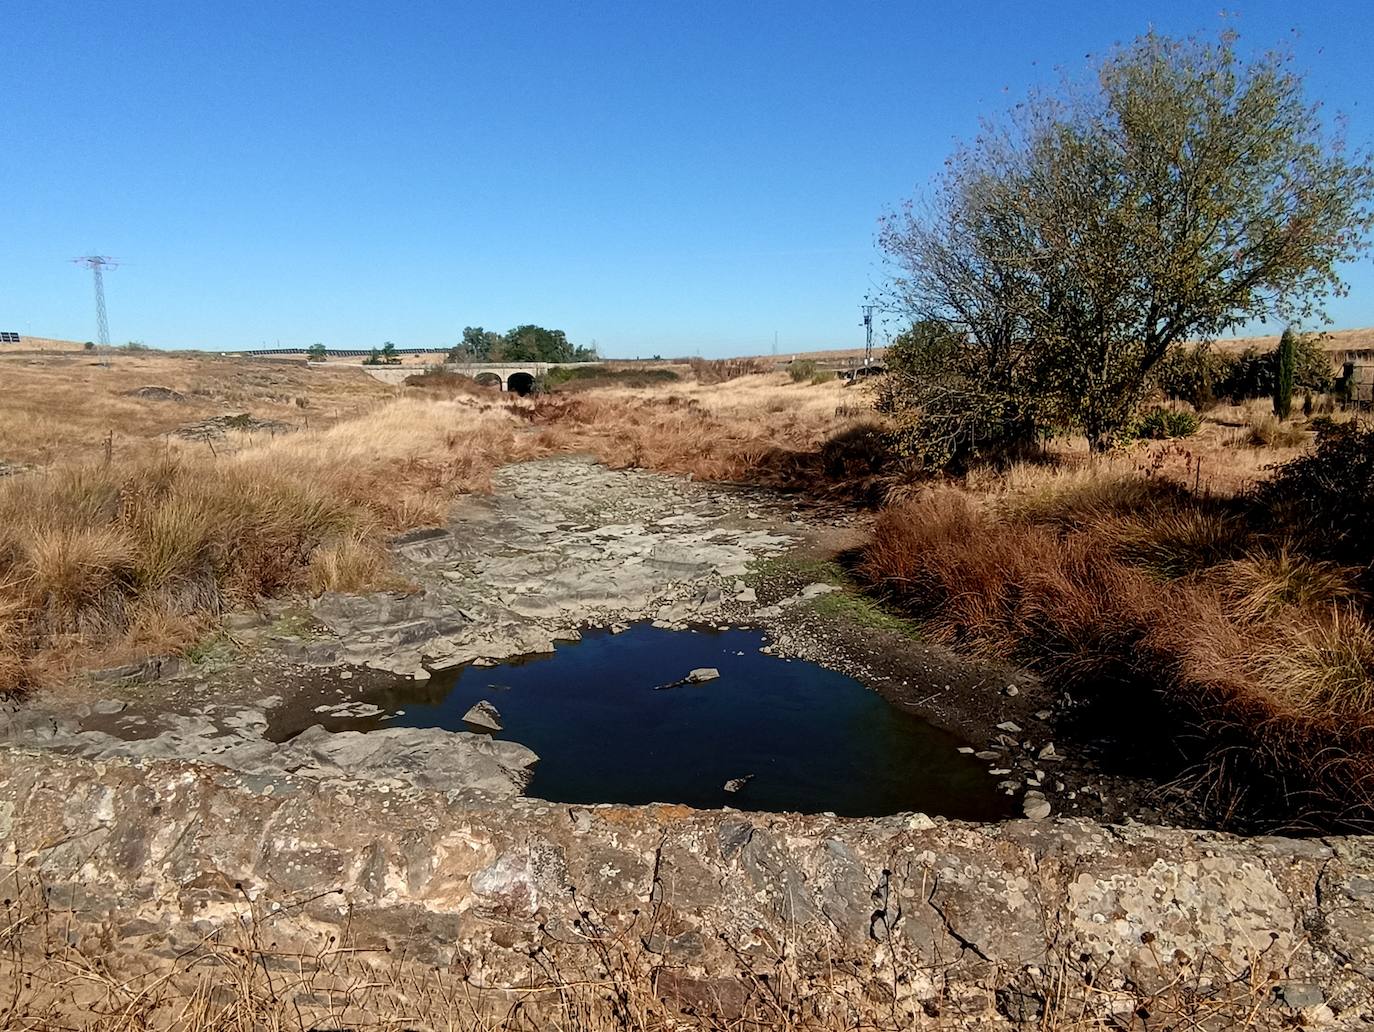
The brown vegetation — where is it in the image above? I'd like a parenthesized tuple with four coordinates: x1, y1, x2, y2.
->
(0, 392, 552, 690)
(0, 354, 873, 693)
(857, 421, 1374, 832)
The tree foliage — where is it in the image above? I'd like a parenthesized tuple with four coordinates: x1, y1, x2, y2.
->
(306, 342, 327, 362)
(1154, 333, 1332, 407)
(880, 30, 1374, 456)
(873, 321, 1045, 471)
(448, 325, 597, 364)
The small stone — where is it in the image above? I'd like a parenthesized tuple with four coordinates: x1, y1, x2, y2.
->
(1023, 794, 1052, 820)
(975, 751, 1001, 761)
(800, 583, 838, 598)
(1002, 685, 1019, 697)
(957, 747, 974, 754)
(723, 775, 754, 793)
(734, 587, 757, 603)
(686, 667, 720, 683)
(1278, 984, 1325, 1011)
(92, 699, 126, 715)
(1037, 743, 1059, 760)
(996, 721, 1022, 733)
(1035, 709, 1052, 721)
(340, 671, 353, 680)
(462, 700, 503, 732)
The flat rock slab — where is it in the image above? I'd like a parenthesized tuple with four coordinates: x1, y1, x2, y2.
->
(309, 457, 796, 676)
(0, 705, 536, 799)
(1, 748, 1371, 1029)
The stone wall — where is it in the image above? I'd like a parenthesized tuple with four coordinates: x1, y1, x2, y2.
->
(1, 748, 1371, 1028)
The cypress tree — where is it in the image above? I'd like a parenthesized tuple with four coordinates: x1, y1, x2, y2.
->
(1274, 326, 1297, 420)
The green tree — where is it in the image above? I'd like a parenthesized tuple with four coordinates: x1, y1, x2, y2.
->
(874, 321, 1046, 471)
(1274, 326, 1297, 419)
(499, 325, 575, 362)
(449, 326, 503, 363)
(881, 30, 1374, 454)
(306, 342, 327, 362)
(380, 341, 398, 364)
(363, 347, 381, 365)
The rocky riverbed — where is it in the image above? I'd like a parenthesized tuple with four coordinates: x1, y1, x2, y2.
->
(3, 455, 1374, 1027)
(2, 455, 1197, 825)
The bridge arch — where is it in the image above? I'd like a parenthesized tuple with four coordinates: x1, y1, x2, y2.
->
(473, 371, 503, 390)
(506, 371, 536, 396)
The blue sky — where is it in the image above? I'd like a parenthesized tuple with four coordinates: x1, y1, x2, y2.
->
(3, 1, 1372, 357)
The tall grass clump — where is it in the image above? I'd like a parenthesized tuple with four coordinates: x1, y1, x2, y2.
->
(858, 438, 1374, 832)
(0, 398, 543, 691)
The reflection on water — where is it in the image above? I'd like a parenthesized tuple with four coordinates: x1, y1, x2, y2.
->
(271, 624, 1011, 819)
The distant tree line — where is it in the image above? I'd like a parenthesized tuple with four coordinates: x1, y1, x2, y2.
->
(448, 325, 597, 364)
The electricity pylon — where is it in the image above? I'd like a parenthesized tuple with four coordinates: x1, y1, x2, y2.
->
(73, 256, 117, 363)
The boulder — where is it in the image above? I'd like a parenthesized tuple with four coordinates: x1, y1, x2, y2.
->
(463, 700, 504, 732)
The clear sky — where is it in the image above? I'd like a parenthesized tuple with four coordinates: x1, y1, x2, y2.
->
(3, 1, 1372, 357)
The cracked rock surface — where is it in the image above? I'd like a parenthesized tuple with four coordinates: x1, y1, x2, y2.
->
(309, 456, 795, 676)
(3, 748, 1372, 1028)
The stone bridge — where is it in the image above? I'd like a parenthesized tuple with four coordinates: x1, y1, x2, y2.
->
(360, 360, 601, 392)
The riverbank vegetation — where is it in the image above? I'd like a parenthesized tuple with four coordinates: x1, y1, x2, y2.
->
(857, 29, 1374, 831)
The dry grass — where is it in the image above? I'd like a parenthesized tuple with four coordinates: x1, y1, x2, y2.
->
(526, 374, 885, 497)
(0, 357, 876, 693)
(0, 351, 390, 467)
(858, 444, 1374, 832)
(0, 392, 550, 690)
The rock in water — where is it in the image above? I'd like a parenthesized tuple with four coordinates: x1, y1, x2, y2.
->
(723, 775, 754, 793)
(1022, 791, 1052, 820)
(462, 700, 503, 732)
(687, 668, 720, 683)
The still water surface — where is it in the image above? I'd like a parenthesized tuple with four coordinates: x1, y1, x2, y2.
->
(277, 624, 1010, 819)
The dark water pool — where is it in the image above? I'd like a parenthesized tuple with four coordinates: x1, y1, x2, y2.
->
(276, 624, 1010, 819)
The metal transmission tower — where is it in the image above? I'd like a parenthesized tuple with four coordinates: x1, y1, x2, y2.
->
(860, 304, 878, 368)
(73, 256, 118, 360)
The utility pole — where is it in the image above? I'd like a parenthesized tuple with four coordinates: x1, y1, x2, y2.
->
(772, 331, 778, 356)
(74, 256, 118, 365)
(860, 304, 877, 368)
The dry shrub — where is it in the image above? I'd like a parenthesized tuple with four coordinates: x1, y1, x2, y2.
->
(402, 366, 485, 394)
(687, 356, 770, 384)
(1247, 411, 1308, 448)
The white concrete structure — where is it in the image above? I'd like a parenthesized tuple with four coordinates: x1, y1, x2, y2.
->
(360, 361, 602, 391)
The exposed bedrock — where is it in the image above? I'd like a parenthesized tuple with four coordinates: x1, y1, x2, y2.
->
(3, 748, 1372, 1027)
